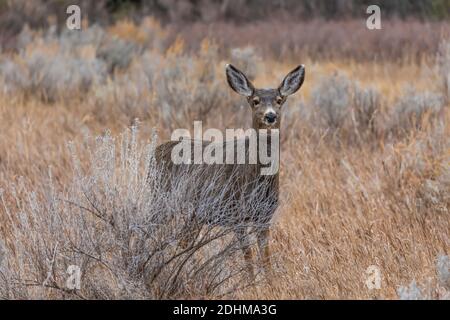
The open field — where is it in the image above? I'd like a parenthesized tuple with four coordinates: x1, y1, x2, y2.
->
(0, 16, 449, 299)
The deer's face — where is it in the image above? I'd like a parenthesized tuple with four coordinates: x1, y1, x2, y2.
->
(226, 64, 305, 130)
(248, 88, 284, 130)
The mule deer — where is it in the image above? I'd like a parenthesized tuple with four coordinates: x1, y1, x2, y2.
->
(155, 64, 305, 279)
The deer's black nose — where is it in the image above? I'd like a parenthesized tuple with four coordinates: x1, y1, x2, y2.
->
(264, 113, 277, 124)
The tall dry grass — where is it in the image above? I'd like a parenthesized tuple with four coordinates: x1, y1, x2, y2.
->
(0, 18, 449, 299)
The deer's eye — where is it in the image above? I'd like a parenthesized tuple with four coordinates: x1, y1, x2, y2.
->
(276, 96, 283, 104)
(252, 97, 260, 105)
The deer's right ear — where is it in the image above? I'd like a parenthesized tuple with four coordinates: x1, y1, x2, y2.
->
(226, 64, 254, 97)
(279, 65, 305, 97)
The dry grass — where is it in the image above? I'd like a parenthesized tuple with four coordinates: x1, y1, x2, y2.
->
(243, 125, 449, 299)
(0, 18, 449, 299)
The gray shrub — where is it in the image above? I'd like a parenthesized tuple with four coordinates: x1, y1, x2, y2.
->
(389, 88, 445, 134)
(0, 59, 29, 93)
(310, 73, 382, 142)
(398, 254, 450, 300)
(312, 73, 352, 131)
(230, 46, 261, 81)
(0, 126, 262, 299)
(436, 38, 450, 101)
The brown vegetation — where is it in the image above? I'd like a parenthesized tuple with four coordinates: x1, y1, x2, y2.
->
(0, 16, 449, 299)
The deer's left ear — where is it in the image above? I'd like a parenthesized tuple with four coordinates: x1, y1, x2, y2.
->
(278, 65, 305, 97)
(226, 64, 254, 97)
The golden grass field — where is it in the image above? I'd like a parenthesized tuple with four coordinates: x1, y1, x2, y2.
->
(0, 17, 449, 299)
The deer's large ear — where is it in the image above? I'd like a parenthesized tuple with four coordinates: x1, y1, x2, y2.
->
(226, 64, 254, 97)
(278, 65, 305, 97)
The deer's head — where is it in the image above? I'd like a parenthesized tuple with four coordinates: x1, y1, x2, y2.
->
(226, 64, 305, 130)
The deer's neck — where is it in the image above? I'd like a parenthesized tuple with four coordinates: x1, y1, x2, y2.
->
(253, 125, 280, 180)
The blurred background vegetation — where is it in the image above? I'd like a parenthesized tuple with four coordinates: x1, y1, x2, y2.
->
(1, 0, 449, 26)
(1, 0, 449, 34)
(1, 0, 449, 61)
